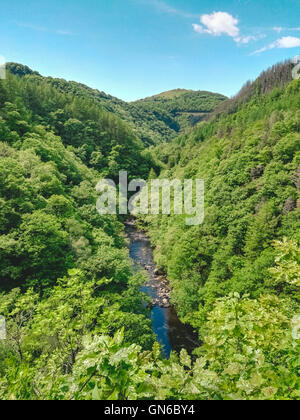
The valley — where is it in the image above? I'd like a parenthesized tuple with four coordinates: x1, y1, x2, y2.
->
(0, 60, 299, 400)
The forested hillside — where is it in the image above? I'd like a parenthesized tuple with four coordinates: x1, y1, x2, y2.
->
(141, 64, 300, 399)
(0, 62, 299, 400)
(4, 63, 157, 181)
(130, 89, 226, 144)
(144, 64, 300, 322)
(7, 63, 226, 145)
(0, 68, 159, 396)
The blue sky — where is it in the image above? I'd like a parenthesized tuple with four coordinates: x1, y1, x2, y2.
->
(0, 0, 300, 101)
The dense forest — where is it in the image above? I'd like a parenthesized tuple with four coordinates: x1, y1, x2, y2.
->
(0, 62, 299, 400)
(6, 63, 226, 146)
(130, 89, 226, 144)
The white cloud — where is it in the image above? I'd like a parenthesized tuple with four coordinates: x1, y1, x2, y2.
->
(275, 36, 300, 48)
(192, 24, 204, 34)
(235, 35, 254, 44)
(192, 11, 263, 45)
(273, 26, 284, 33)
(272, 26, 300, 33)
(253, 36, 300, 54)
(235, 34, 266, 44)
(252, 46, 268, 55)
(193, 11, 239, 38)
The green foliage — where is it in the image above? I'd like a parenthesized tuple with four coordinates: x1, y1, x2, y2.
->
(129, 89, 227, 144)
(0, 270, 154, 400)
(0, 66, 156, 390)
(0, 62, 299, 401)
(269, 239, 300, 294)
(196, 292, 299, 400)
(6, 65, 226, 145)
(144, 77, 300, 324)
(1, 70, 157, 181)
(0, 233, 298, 400)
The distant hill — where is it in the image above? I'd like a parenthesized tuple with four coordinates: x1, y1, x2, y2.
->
(145, 88, 192, 99)
(6, 63, 226, 145)
(130, 89, 227, 143)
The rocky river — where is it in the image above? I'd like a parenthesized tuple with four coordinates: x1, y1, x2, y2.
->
(125, 220, 200, 358)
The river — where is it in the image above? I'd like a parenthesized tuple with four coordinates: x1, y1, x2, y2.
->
(125, 221, 200, 358)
